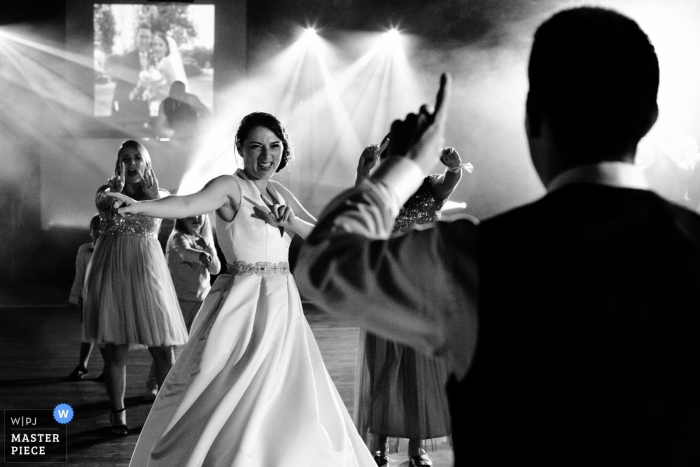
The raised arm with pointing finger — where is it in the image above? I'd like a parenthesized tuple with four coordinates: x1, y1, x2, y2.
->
(294, 73, 478, 380)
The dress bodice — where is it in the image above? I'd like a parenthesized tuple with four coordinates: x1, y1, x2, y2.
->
(215, 172, 293, 273)
(391, 175, 446, 236)
(99, 211, 161, 239)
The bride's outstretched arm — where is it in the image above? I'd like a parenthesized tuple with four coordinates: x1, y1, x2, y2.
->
(107, 175, 240, 220)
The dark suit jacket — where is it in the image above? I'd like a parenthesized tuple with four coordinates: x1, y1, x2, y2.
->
(296, 179, 700, 466)
(112, 49, 140, 104)
(111, 49, 149, 121)
(448, 184, 700, 466)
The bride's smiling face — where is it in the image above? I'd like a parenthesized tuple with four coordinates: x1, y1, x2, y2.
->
(237, 126, 283, 181)
(152, 35, 168, 60)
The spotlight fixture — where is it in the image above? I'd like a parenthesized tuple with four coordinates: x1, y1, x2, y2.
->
(383, 27, 403, 48)
(300, 26, 320, 46)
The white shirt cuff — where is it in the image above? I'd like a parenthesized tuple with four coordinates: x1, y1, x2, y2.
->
(371, 156, 425, 207)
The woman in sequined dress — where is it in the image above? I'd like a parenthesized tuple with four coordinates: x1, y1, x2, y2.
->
(108, 113, 375, 467)
(83, 140, 188, 436)
(354, 144, 465, 466)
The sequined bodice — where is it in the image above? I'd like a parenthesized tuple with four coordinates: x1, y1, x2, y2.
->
(391, 175, 445, 236)
(99, 211, 162, 239)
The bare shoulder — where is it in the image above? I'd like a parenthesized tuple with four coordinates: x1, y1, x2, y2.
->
(206, 174, 242, 212)
(206, 174, 239, 188)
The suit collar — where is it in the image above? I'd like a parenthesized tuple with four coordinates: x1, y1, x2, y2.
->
(546, 162, 649, 193)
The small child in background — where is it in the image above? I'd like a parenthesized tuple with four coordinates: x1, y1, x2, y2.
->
(67, 214, 106, 381)
(166, 214, 221, 330)
(143, 214, 221, 400)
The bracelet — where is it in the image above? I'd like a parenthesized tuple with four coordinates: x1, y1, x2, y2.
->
(447, 166, 461, 173)
(357, 169, 370, 176)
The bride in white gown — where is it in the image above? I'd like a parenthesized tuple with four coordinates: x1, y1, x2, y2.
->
(108, 112, 374, 467)
(151, 32, 188, 91)
(140, 32, 189, 115)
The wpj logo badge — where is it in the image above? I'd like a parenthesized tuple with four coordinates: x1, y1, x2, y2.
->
(4, 405, 71, 463)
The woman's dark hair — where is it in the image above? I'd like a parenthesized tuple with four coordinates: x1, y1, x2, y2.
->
(235, 112, 293, 172)
(89, 213, 100, 231)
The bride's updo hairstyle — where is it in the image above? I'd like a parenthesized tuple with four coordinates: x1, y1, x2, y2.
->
(235, 112, 293, 172)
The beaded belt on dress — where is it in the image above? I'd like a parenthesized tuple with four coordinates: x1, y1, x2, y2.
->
(227, 261, 290, 277)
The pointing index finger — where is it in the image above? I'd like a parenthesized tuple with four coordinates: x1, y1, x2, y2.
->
(378, 135, 390, 155)
(432, 73, 451, 125)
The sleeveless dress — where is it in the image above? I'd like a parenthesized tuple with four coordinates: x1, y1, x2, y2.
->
(354, 175, 452, 447)
(129, 172, 374, 467)
(83, 210, 188, 348)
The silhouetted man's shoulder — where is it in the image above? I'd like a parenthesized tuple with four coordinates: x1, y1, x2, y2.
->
(480, 183, 700, 239)
(456, 183, 700, 466)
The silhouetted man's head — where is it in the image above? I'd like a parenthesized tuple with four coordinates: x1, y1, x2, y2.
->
(527, 7, 659, 177)
(169, 81, 187, 100)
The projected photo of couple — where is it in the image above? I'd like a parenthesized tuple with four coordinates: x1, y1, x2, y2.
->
(93, 4, 214, 128)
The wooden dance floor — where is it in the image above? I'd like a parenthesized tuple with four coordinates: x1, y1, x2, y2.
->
(0, 286, 453, 466)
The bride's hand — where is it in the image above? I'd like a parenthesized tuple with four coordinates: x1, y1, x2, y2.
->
(105, 192, 139, 217)
(253, 194, 296, 229)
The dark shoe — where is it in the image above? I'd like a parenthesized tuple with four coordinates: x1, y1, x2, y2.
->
(109, 408, 128, 437)
(67, 366, 88, 381)
(373, 451, 388, 466)
(409, 453, 433, 467)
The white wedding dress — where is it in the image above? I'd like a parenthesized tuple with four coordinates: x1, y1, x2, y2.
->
(129, 171, 374, 467)
(161, 37, 188, 89)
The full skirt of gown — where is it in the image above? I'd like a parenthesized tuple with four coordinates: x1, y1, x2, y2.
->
(129, 270, 374, 466)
